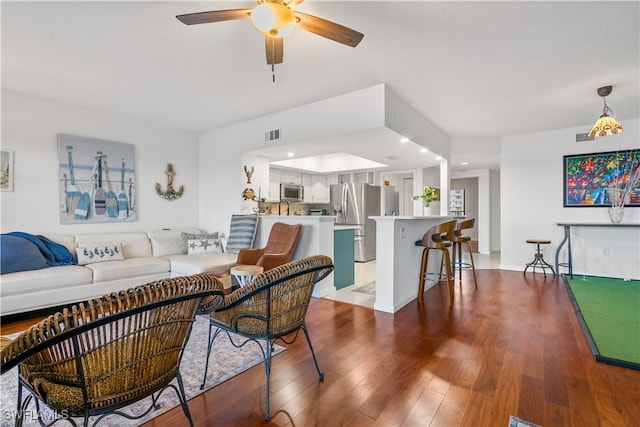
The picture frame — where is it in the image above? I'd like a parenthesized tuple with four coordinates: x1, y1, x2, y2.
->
(563, 149, 640, 207)
(57, 134, 137, 224)
(1, 150, 14, 192)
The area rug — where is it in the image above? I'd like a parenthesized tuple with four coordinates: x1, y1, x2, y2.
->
(508, 415, 541, 427)
(352, 281, 376, 295)
(564, 275, 639, 370)
(0, 315, 283, 426)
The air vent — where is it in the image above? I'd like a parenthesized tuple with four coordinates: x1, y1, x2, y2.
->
(576, 132, 594, 143)
(264, 129, 281, 143)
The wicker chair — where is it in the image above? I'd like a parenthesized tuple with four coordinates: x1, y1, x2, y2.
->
(0, 275, 225, 427)
(198, 255, 334, 420)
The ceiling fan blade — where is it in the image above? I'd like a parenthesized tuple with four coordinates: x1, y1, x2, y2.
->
(294, 12, 364, 47)
(176, 9, 251, 25)
(266, 37, 284, 65)
(285, 0, 305, 10)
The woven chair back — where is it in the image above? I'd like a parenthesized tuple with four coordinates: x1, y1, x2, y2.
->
(211, 255, 333, 339)
(1, 275, 224, 417)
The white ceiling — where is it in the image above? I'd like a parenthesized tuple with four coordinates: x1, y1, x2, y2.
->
(2, 1, 639, 173)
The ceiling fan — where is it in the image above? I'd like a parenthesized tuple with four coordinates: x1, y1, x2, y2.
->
(176, 0, 364, 71)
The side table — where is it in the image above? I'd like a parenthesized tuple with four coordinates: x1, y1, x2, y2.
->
(230, 265, 264, 287)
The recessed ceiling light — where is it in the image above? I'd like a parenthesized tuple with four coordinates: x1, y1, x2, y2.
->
(435, 156, 442, 160)
(420, 148, 428, 153)
(461, 162, 469, 165)
(400, 137, 409, 143)
(287, 152, 294, 157)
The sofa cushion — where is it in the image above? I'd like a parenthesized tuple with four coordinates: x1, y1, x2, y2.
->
(76, 243, 125, 265)
(150, 236, 184, 257)
(0, 235, 50, 274)
(43, 234, 77, 256)
(164, 253, 238, 276)
(147, 229, 201, 257)
(225, 214, 258, 254)
(187, 238, 224, 254)
(75, 233, 151, 259)
(0, 265, 93, 296)
(86, 258, 170, 283)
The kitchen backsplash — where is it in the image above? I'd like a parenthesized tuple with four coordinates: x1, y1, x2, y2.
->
(258, 201, 330, 216)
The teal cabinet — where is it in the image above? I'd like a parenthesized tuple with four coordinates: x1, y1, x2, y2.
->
(333, 228, 355, 289)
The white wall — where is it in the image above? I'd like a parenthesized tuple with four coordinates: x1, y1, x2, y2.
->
(500, 119, 639, 279)
(198, 85, 388, 234)
(1, 90, 201, 234)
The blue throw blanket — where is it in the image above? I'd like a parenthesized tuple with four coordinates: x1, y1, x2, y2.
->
(5, 232, 77, 267)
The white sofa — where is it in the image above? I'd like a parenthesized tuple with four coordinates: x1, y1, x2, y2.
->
(0, 229, 238, 316)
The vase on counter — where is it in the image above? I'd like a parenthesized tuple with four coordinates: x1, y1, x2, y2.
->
(608, 206, 624, 223)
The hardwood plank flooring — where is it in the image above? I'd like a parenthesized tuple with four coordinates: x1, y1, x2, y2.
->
(2, 269, 639, 426)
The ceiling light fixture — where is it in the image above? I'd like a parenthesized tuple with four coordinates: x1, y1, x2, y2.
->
(588, 85, 624, 138)
(251, 2, 296, 38)
(287, 152, 295, 157)
(420, 148, 428, 153)
(400, 137, 409, 143)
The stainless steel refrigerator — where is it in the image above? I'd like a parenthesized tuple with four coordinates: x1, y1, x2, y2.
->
(330, 183, 381, 262)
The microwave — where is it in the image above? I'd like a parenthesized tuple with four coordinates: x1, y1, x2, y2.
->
(280, 183, 304, 202)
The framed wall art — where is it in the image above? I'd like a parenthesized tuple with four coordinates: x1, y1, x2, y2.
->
(1, 150, 14, 192)
(57, 134, 137, 224)
(563, 149, 640, 207)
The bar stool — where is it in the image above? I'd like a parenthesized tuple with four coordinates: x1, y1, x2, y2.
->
(524, 239, 556, 278)
(452, 218, 478, 288)
(415, 219, 456, 305)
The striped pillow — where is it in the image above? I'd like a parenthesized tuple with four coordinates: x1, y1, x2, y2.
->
(225, 214, 258, 254)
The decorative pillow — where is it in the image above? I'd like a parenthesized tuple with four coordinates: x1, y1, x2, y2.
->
(76, 243, 125, 265)
(181, 232, 219, 254)
(226, 214, 258, 254)
(187, 238, 224, 255)
(0, 235, 49, 274)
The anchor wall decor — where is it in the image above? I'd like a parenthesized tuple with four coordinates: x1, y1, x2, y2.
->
(155, 163, 184, 201)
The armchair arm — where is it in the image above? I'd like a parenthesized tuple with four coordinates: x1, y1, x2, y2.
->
(237, 248, 265, 265)
(256, 253, 292, 271)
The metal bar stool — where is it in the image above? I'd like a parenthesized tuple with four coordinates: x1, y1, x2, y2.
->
(415, 219, 457, 305)
(524, 239, 556, 278)
(452, 218, 478, 287)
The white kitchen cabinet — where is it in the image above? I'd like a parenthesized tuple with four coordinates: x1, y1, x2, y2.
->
(268, 170, 281, 200)
(280, 171, 301, 185)
(302, 174, 312, 202)
(311, 175, 328, 202)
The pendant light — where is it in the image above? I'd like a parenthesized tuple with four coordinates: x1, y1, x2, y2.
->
(588, 85, 624, 138)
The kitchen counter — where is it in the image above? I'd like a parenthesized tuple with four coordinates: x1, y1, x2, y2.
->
(333, 224, 358, 230)
(371, 215, 455, 313)
(256, 216, 335, 297)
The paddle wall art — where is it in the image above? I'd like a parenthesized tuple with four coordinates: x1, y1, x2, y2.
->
(57, 134, 137, 224)
(563, 149, 640, 207)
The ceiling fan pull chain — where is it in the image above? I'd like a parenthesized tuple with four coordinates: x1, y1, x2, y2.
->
(272, 64, 276, 83)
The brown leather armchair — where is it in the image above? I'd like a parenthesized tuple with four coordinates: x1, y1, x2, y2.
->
(236, 222, 302, 271)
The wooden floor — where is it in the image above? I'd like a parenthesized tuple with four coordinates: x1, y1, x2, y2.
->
(2, 269, 639, 426)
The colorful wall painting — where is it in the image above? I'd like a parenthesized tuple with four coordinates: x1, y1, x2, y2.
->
(563, 149, 640, 207)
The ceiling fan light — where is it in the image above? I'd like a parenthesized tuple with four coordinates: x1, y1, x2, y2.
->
(251, 3, 296, 38)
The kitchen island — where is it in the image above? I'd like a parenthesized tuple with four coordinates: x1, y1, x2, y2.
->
(255, 215, 336, 296)
(371, 216, 455, 313)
